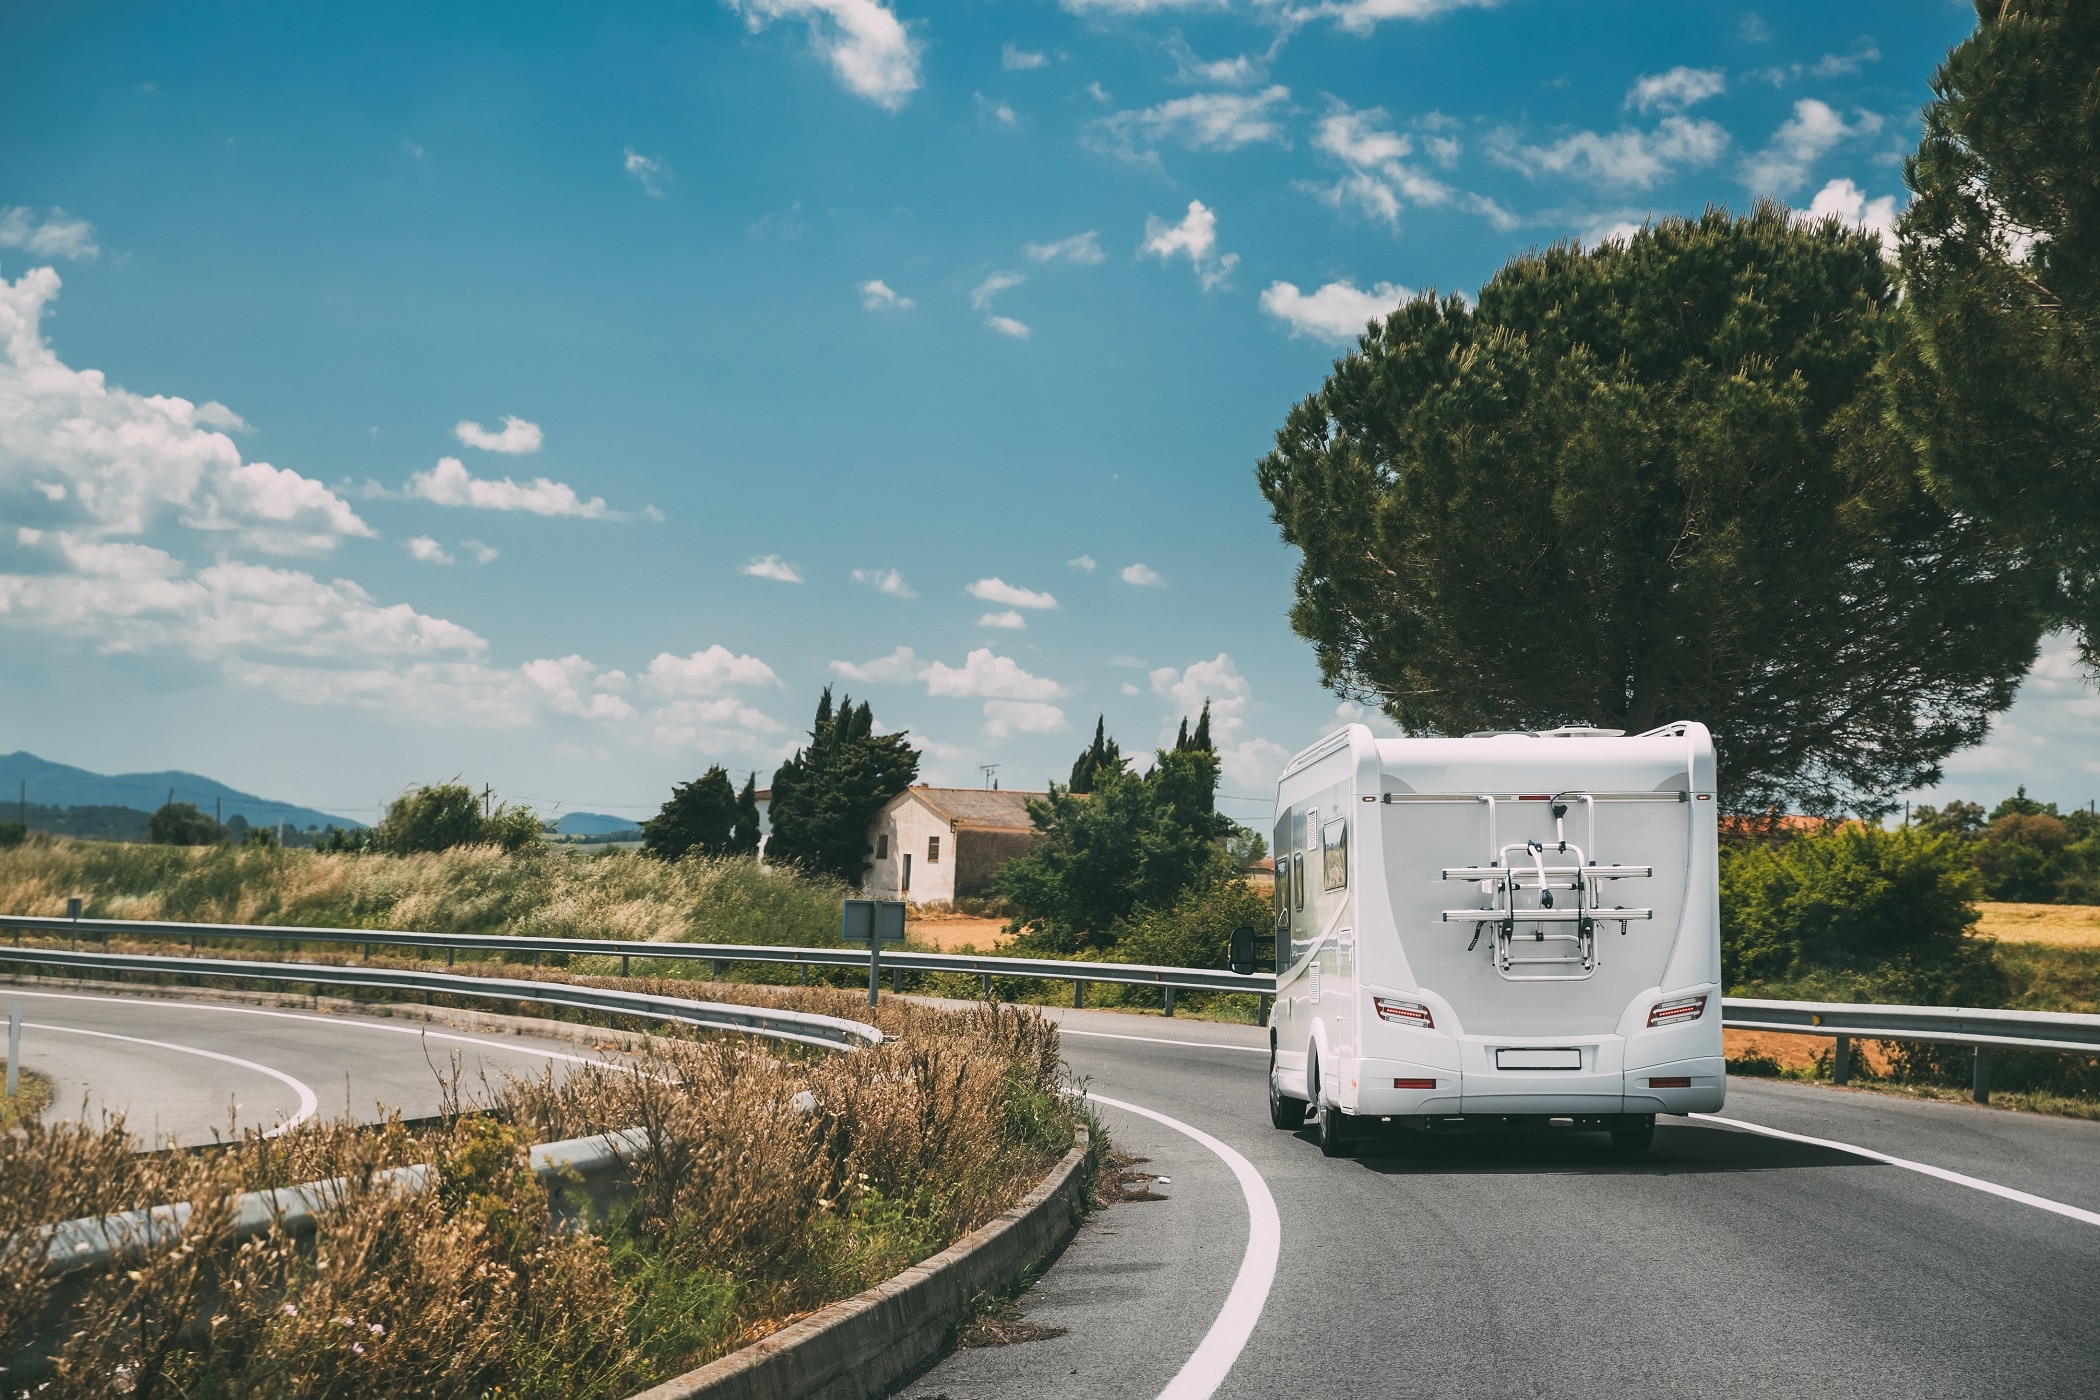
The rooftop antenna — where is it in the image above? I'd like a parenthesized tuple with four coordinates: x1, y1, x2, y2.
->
(979, 763, 1000, 790)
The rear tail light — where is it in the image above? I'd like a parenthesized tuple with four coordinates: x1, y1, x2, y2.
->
(1393, 1078, 1437, 1089)
(1649, 1076, 1692, 1088)
(1647, 994, 1707, 1027)
(1373, 996, 1435, 1028)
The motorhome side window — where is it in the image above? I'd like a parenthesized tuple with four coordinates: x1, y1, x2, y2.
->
(1322, 817, 1349, 890)
(1291, 851, 1305, 910)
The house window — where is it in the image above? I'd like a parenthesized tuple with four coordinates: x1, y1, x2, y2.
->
(903, 853, 912, 891)
(927, 835, 941, 863)
(1322, 818, 1349, 891)
(876, 834, 889, 860)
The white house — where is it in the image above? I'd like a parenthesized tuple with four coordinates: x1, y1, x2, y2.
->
(863, 786, 1046, 904)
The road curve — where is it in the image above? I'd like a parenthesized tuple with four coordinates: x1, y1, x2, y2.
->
(4, 987, 619, 1145)
(911, 1006, 2100, 1400)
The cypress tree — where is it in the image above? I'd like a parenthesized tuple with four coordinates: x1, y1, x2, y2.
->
(1068, 717, 1125, 794)
(766, 688, 920, 884)
(643, 765, 738, 861)
(729, 773, 763, 856)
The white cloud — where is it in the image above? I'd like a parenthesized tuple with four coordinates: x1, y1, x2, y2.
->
(1260, 279, 1410, 343)
(462, 539, 498, 565)
(970, 270, 1025, 310)
(975, 92, 1019, 126)
(831, 645, 925, 683)
(979, 609, 1027, 629)
(742, 554, 804, 583)
(526, 655, 637, 720)
(0, 265, 371, 556)
(925, 647, 1064, 699)
(966, 576, 1058, 609)
(727, 0, 921, 111)
(1090, 86, 1291, 161)
(986, 315, 1032, 339)
(0, 207, 100, 261)
(1146, 651, 1290, 785)
(1002, 42, 1047, 70)
(983, 699, 1067, 737)
(642, 644, 780, 696)
(859, 278, 915, 311)
(1747, 43, 1882, 87)
(1800, 177, 1900, 256)
(453, 415, 543, 454)
(1023, 231, 1106, 265)
(1496, 115, 1729, 189)
(404, 457, 608, 518)
(1067, 554, 1097, 572)
(1306, 103, 1514, 231)
(852, 566, 917, 597)
(1308, 0, 1502, 34)
(1625, 66, 1726, 115)
(1142, 200, 1238, 291)
(1120, 562, 1164, 586)
(405, 536, 453, 564)
(623, 147, 669, 197)
(1741, 99, 1883, 196)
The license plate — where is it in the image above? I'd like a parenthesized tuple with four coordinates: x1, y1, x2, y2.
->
(1496, 1047, 1582, 1070)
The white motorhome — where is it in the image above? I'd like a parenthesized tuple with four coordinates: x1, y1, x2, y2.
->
(1266, 722, 1725, 1155)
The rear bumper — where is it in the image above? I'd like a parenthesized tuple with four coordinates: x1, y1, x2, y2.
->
(1341, 1051, 1725, 1117)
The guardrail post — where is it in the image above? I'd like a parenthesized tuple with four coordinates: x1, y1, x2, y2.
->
(800, 963, 809, 985)
(68, 896, 79, 951)
(1972, 1045, 1992, 1104)
(620, 954, 630, 977)
(980, 972, 992, 1001)
(447, 946, 456, 967)
(1073, 979, 1085, 1009)
(711, 959, 722, 980)
(6, 1001, 18, 1099)
(867, 941, 880, 1008)
(1258, 994, 1271, 1028)
(891, 967, 901, 995)
(1833, 1035, 1851, 1086)
(1163, 986, 1176, 1017)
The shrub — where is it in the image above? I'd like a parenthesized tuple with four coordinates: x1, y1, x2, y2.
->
(1720, 823, 2002, 1003)
(1118, 879, 1272, 971)
(0, 821, 24, 849)
(147, 801, 224, 846)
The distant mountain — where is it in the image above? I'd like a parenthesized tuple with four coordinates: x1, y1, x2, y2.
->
(554, 811, 643, 837)
(0, 752, 364, 831)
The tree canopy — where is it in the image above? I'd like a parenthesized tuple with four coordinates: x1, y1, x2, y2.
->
(148, 802, 224, 846)
(765, 689, 919, 885)
(990, 722, 1236, 954)
(643, 766, 740, 862)
(1257, 204, 2049, 814)
(1067, 716, 1126, 794)
(1890, 0, 2100, 652)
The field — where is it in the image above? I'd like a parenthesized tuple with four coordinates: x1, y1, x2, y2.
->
(1974, 902, 2100, 948)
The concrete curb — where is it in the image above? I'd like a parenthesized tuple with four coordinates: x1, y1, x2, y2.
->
(631, 1126, 1092, 1400)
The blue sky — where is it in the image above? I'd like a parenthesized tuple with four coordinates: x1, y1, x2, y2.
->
(3, 0, 2084, 828)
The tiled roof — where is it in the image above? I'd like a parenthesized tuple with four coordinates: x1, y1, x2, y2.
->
(895, 786, 1046, 829)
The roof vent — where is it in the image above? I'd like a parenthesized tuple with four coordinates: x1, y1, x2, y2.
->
(1538, 727, 1625, 739)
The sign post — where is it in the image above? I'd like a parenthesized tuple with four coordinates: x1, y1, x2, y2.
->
(6, 1001, 18, 1100)
(841, 899, 907, 1007)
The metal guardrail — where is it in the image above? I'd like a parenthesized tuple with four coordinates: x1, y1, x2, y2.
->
(38, 1127, 652, 1278)
(0, 912, 1275, 1006)
(0, 946, 883, 1051)
(5, 913, 2098, 1101)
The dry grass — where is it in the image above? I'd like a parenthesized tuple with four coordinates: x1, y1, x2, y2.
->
(0, 837, 847, 947)
(1975, 902, 2100, 948)
(907, 917, 1014, 952)
(0, 990, 1082, 1397)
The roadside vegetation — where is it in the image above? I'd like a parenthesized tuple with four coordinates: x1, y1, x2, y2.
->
(0, 992, 1086, 1397)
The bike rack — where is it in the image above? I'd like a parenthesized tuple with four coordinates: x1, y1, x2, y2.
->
(1438, 795, 1653, 981)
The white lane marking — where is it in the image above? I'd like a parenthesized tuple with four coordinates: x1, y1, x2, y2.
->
(1090, 1093, 1280, 1400)
(2, 988, 621, 1068)
(28, 1021, 321, 1137)
(1693, 1112, 2100, 1229)
(1062, 1028, 1268, 1054)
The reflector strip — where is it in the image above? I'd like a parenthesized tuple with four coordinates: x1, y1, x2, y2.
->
(1393, 1078, 1437, 1089)
(1649, 1076, 1691, 1088)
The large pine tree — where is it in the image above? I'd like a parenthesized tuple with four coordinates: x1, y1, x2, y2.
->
(765, 688, 920, 885)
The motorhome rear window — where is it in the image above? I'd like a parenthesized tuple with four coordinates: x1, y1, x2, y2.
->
(1322, 818, 1348, 891)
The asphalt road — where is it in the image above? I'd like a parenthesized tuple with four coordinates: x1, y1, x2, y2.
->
(10, 985, 2098, 1398)
(2, 986, 616, 1144)
(910, 1006, 2100, 1400)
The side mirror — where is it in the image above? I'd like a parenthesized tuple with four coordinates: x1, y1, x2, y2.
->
(1229, 925, 1256, 976)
